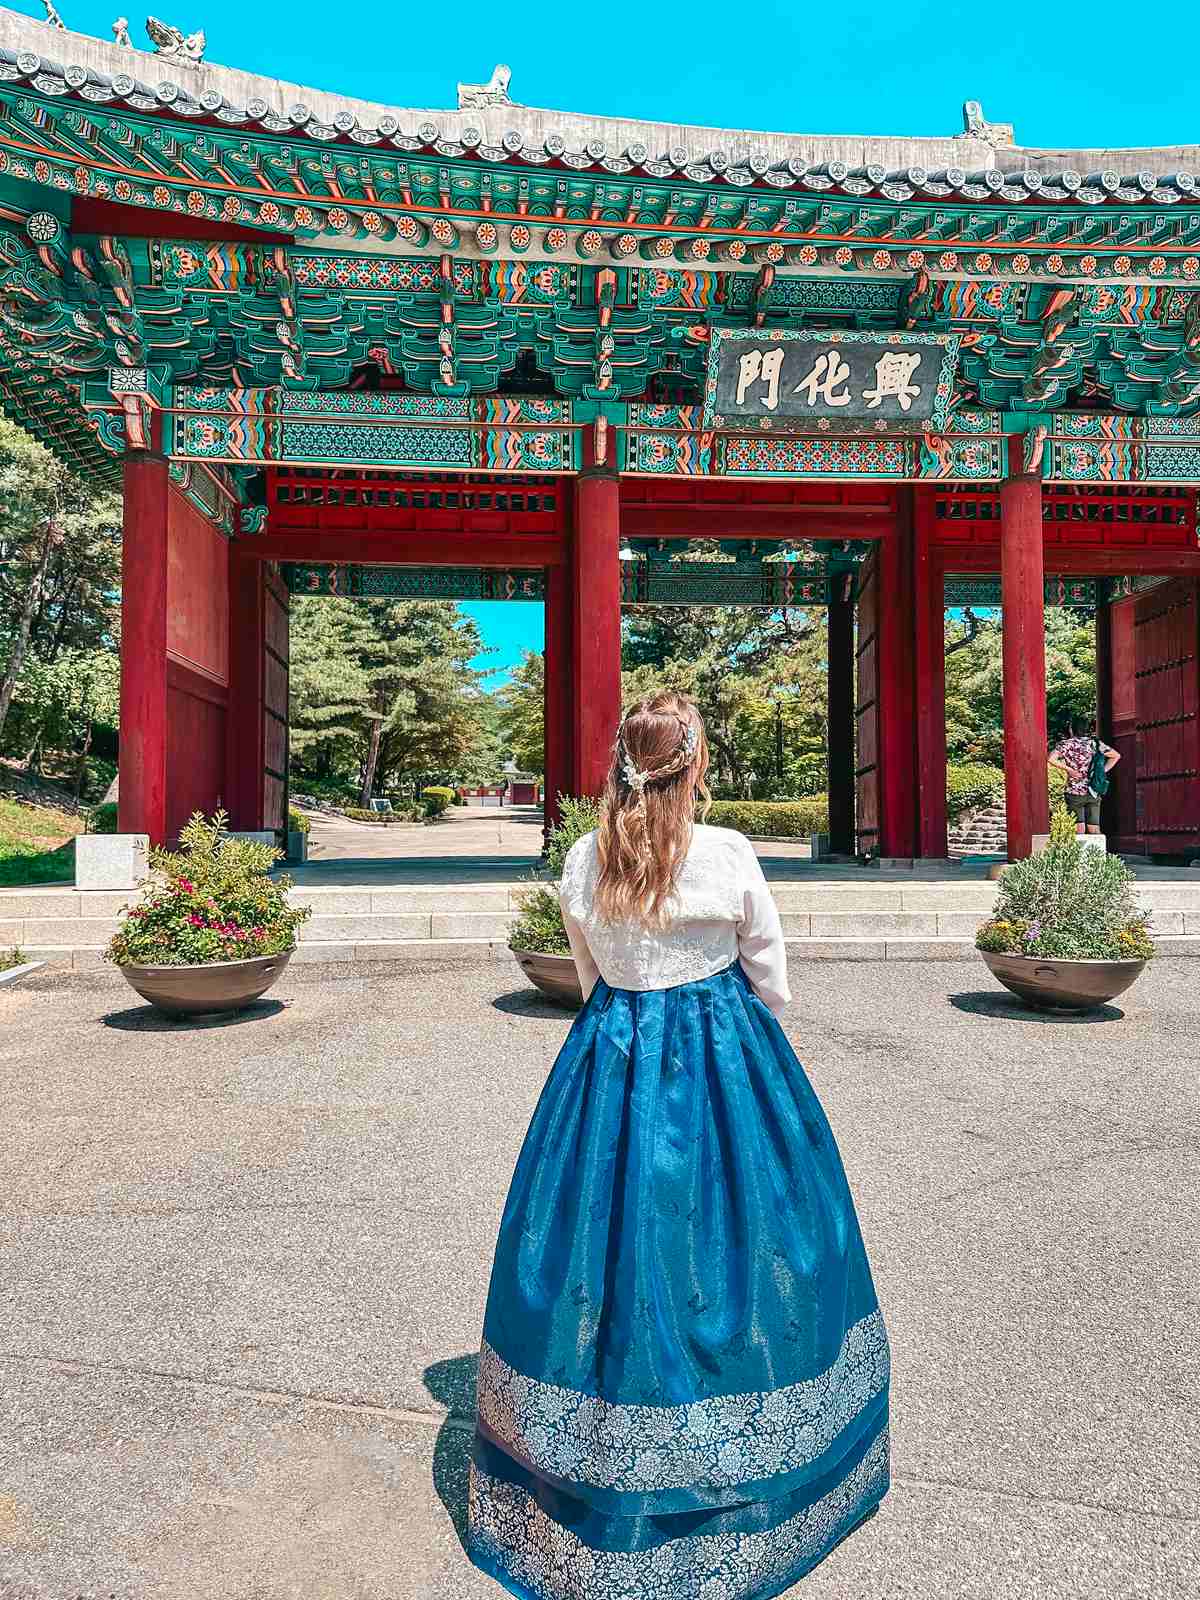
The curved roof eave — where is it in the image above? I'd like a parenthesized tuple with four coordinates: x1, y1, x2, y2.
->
(4, 10, 1200, 207)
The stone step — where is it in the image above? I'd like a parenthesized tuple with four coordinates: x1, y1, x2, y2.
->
(7, 874, 1200, 958)
(19, 932, 1200, 974)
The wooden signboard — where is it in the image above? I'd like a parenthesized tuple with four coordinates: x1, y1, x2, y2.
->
(703, 328, 961, 433)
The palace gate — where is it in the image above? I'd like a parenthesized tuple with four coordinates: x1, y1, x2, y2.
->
(3, 11, 1200, 856)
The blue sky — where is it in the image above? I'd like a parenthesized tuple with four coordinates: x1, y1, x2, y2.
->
(26, 1, 1199, 682)
(460, 601, 543, 687)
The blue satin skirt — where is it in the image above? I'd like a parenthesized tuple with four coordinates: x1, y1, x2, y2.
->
(469, 963, 889, 1600)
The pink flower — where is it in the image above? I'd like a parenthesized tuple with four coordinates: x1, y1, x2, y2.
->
(251, 926, 266, 939)
(177, 878, 195, 895)
(186, 913, 205, 927)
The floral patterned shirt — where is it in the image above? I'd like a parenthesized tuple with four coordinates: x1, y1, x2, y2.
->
(1051, 735, 1115, 797)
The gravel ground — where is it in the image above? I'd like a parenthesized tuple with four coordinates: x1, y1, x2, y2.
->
(0, 959, 1198, 1599)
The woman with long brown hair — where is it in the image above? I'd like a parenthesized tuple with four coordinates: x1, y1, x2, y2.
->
(469, 691, 890, 1599)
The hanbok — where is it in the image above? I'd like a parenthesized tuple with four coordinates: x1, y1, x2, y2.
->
(469, 825, 889, 1600)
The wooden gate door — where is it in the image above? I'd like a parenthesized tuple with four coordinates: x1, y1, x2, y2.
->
(1100, 592, 1140, 851)
(262, 565, 290, 833)
(1134, 577, 1200, 855)
(854, 550, 881, 856)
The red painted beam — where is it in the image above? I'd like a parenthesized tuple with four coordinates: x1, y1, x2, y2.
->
(118, 451, 170, 843)
(621, 508, 892, 539)
(1000, 462, 1051, 860)
(937, 545, 1200, 575)
(72, 196, 291, 244)
(244, 531, 566, 566)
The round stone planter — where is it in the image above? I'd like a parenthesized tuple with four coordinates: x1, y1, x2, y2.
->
(980, 950, 1146, 1013)
(512, 947, 583, 1008)
(117, 949, 295, 1017)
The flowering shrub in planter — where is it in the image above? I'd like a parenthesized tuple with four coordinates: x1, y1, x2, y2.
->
(976, 807, 1154, 962)
(106, 811, 311, 968)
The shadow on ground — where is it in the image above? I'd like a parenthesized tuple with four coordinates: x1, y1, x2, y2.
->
(424, 1352, 479, 1550)
(948, 991, 1125, 1024)
(101, 998, 288, 1031)
(491, 988, 578, 1019)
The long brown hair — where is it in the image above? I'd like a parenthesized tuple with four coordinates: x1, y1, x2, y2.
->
(594, 691, 711, 928)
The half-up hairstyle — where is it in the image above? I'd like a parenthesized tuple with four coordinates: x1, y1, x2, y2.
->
(594, 691, 711, 928)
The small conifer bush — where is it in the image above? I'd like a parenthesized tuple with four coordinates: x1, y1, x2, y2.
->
(976, 807, 1154, 962)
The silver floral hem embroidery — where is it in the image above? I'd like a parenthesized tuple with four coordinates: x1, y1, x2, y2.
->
(477, 1310, 888, 1493)
(468, 1428, 889, 1600)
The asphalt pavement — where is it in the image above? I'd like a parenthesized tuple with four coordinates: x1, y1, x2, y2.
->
(0, 958, 1197, 1598)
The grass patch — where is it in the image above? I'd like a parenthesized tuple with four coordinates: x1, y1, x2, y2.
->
(0, 946, 27, 971)
(0, 793, 82, 886)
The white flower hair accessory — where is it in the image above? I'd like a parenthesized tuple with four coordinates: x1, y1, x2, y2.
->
(616, 713, 698, 794)
(620, 752, 649, 792)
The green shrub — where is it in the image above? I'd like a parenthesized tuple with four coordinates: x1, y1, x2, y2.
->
(946, 763, 1005, 822)
(508, 883, 573, 957)
(976, 806, 1153, 961)
(287, 806, 311, 837)
(106, 810, 311, 968)
(421, 785, 455, 818)
(341, 807, 387, 823)
(0, 946, 27, 972)
(1048, 762, 1067, 813)
(89, 801, 118, 834)
(704, 798, 829, 838)
(510, 795, 601, 954)
(946, 762, 1069, 825)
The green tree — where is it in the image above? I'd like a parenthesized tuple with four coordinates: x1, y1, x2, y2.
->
(0, 420, 121, 754)
(621, 604, 827, 798)
(288, 598, 378, 783)
(495, 650, 545, 773)
(368, 601, 497, 796)
(944, 606, 1097, 765)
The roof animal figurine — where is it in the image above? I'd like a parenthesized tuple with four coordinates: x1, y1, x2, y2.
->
(112, 16, 131, 45)
(961, 99, 1015, 149)
(145, 16, 206, 64)
(457, 64, 513, 109)
(41, 0, 67, 27)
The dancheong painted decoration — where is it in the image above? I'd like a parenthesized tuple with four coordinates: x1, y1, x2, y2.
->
(2, 6, 1199, 862)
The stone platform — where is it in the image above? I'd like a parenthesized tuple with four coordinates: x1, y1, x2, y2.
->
(6, 866, 1200, 971)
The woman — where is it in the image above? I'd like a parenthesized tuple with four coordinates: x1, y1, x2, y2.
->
(469, 691, 889, 1600)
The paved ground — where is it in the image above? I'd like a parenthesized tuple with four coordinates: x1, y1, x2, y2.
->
(294, 804, 1200, 887)
(292, 803, 813, 883)
(1, 959, 1198, 1599)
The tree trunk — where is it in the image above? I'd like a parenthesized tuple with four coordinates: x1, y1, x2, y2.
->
(73, 717, 94, 800)
(359, 718, 382, 806)
(0, 521, 58, 743)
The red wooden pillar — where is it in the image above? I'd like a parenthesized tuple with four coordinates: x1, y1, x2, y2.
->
(118, 449, 170, 843)
(572, 468, 622, 797)
(543, 560, 573, 832)
(225, 543, 266, 830)
(826, 584, 856, 855)
(876, 488, 919, 859)
(914, 487, 949, 858)
(1000, 448, 1050, 859)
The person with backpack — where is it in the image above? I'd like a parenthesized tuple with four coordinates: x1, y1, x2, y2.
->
(1049, 718, 1120, 835)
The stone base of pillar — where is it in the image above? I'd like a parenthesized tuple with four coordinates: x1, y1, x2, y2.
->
(1033, 832, 1106, 856)
(75, 833, 151, 892)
